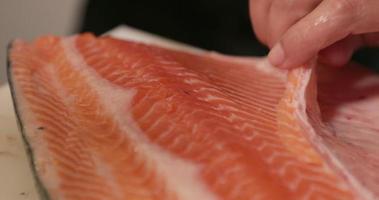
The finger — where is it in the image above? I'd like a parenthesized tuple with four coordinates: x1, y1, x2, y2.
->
(249, 0, 272, 45)
(267, 0, 321, 47)
(361, 32, 379, 46)
(268, 0, 364, 68)
(318, 35, 363, 67)
(319, 32, 379, 67)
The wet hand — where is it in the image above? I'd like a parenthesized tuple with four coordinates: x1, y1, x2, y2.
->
(249, 0, 379, 68)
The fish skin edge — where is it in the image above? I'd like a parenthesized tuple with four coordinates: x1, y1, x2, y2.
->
(7, 41, 51, 200)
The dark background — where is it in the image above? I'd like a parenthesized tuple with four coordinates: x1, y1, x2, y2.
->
(79, 0, 379, 69)
(79, 0, 268, 56)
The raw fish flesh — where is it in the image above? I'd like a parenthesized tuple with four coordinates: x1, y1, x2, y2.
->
(7, 34, 379, 200)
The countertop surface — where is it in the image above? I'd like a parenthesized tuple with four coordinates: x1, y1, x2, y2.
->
(0, 84, 38, 200)
(0, 25, 201, 200)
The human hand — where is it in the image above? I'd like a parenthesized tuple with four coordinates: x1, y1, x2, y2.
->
(249, 0, 379, 68)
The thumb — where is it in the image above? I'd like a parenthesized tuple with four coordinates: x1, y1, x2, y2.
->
(268, 0, 362, 68)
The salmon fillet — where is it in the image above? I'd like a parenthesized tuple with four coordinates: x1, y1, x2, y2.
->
(7, 34, 379, 200)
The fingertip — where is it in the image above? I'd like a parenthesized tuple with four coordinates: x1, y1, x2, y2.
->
(268, 43, 286, 68)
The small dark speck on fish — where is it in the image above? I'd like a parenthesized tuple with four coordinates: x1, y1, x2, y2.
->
(182, 90, 191, 95)
(37, 126, 45, 130)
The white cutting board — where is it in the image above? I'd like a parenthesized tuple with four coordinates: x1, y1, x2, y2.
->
(0, 25, 203, 200)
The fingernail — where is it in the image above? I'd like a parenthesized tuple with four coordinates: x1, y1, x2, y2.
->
(268, 43, 285, 67)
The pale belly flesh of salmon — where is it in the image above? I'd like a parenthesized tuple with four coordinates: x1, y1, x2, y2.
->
(7, 34, 379, 200)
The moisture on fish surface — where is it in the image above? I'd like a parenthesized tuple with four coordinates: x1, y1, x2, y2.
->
(8, 34, 379, 200)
